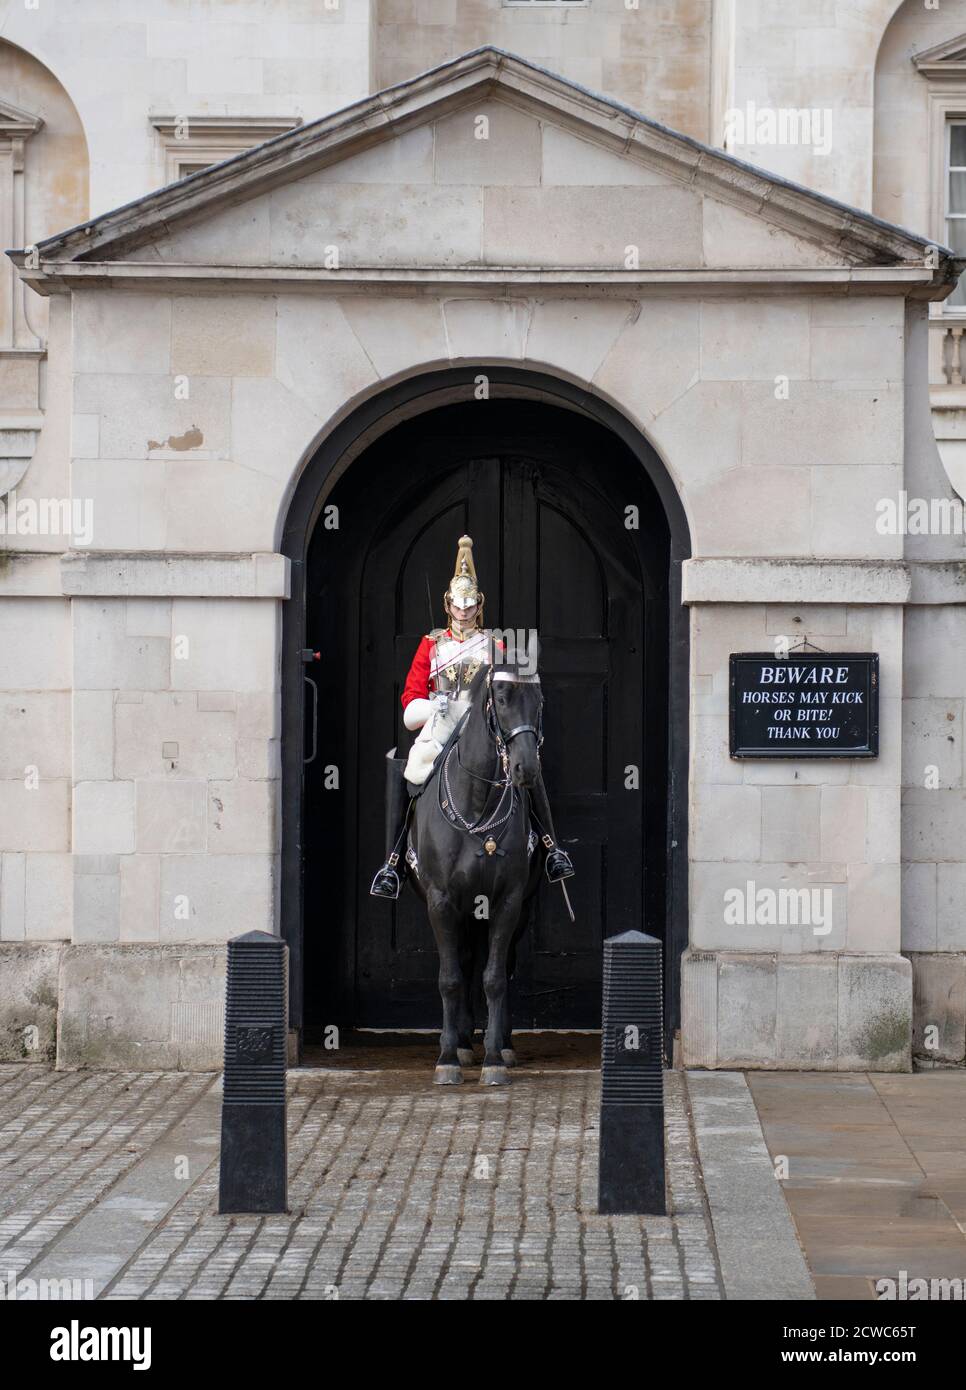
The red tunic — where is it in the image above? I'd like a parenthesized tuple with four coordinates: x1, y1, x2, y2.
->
(400, 628, 501, 710)
(401, 634, 435, 710)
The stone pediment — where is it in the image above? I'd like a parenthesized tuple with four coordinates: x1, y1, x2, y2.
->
(0, 98, 44, 139)
(11, 47, 960, 294)
(913, 33, 966, 75)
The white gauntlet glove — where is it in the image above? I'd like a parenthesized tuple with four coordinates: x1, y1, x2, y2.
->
(403, 697, 436, 732)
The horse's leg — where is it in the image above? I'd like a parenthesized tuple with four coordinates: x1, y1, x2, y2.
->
(429, 899, 464, 1085)
(501, 929, 518, 1068)
(480, 897, 521, 1086)
(456, 924, 475, 1068)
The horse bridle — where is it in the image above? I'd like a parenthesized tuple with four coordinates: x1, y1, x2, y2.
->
(484, 668, 544, 777)
(438, 667, 544, 847)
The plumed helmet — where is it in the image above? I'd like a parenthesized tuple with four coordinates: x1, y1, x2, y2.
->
(444, 535, 484, 621)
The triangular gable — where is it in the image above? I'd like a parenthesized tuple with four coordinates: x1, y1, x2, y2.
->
(913, 33, 966, 74)
(0, 98, 43, 138)
(12, 47, 960, 283)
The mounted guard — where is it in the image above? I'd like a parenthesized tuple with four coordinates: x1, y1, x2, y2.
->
(369, 534, 575, 900)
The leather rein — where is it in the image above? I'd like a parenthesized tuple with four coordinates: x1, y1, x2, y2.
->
(438, 668, 543, 848)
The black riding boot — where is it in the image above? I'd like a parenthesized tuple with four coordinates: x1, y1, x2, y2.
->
(529, 772, 575, 883)
(370, 751, 411, 900)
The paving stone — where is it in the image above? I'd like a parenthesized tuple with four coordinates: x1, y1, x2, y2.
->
(0, 1064, 722, 1301)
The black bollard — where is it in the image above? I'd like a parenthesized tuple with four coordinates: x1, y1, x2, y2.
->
(218, 930, 288, 1214)
(597, 929, 666, 1215)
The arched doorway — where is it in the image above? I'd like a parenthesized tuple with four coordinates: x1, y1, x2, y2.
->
(280, 368, 690, 1055)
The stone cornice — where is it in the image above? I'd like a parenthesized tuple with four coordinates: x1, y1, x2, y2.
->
(61, 551, 291, 598)
(0, 552, 290, 598)
(682, 559, 912, 605)
(3, 553, 965, 607)
(11, 261, 948, 300)
(149, 114, 302, 140)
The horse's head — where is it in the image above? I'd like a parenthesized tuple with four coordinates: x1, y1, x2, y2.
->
(482, 656, 544, 789)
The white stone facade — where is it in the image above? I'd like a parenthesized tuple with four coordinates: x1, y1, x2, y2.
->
(1, 5, 965, 1071)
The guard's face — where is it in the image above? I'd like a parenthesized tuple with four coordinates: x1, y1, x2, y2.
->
(447, 596, 478, 629)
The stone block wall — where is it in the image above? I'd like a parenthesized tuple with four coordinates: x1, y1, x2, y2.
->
(681, 599, 910, 1070)
(902, 603, 966, 1067)
(374, 0, 714, 143)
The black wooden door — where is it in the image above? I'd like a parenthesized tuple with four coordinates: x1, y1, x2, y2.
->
(304, 403, 664, 1032)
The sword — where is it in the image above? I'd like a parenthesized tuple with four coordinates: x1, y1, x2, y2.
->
(425, 571, 435, 634)
(558, 879, 575, 923)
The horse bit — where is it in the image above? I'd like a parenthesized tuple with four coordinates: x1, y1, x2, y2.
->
(439, 668, 543, 857)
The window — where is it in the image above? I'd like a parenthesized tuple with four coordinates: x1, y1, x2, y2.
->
(946, 120, 966, 308)
(150, 116, 302, 187)
(915, 39, 966, 314)
(173, 160, 214, 180)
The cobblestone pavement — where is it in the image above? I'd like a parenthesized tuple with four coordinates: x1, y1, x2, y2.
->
(0, 1067, 212, 1277)
(0, 1065, 723, 1301)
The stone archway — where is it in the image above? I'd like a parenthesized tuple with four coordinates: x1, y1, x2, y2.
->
(279, 366, 691, 1058)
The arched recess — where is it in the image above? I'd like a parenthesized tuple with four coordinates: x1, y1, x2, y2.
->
(279, 366, 691, 1056)
(0, 38, 89, 351)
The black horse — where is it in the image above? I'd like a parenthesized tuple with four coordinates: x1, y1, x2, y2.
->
(407, 658, 544, 1085)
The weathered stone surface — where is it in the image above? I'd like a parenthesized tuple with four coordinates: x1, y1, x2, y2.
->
(761, 787, 821, 862)
(135, 779, 207, 854)
(171, 295, 276, 379)
(684, 951, 914, 1070)
(717, 955, 777, 1066)
(158, 854, 274, 942)
(847, 863, 901, 952)
(73, 292, 172, 376)
(776, 955, 838, 1067)
(73, 780, 135, 854)
(901, 860, 937, 953)
(691, 785, 761, 861)
(902, 697, 964, 791)
(434, 101, 542, 186)
(0, 943, 61, 1061)
(0, 780, 70, 853)
(837, 954, 911, 1072)
(937, 863, 966, 951)
(820, 786, 867, 864)
(681, 949, 718, 1068)
(910, 952, 966, 1064)
(57, 944, 226, 1069)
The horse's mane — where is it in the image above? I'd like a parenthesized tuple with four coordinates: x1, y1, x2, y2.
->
(467, 664, 490, 703)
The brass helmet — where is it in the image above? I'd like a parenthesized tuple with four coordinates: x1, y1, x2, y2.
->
(444, 535, 484, 626)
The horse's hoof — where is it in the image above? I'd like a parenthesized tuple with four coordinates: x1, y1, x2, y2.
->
(434, 1065, 463, 1086)
(457, 1047, 475, 1068)
(480, 1065, 510, 1086)
(501, 1048, 517, 1068)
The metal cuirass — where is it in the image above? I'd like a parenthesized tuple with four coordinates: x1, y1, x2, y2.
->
(429, 627, 490, 700)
